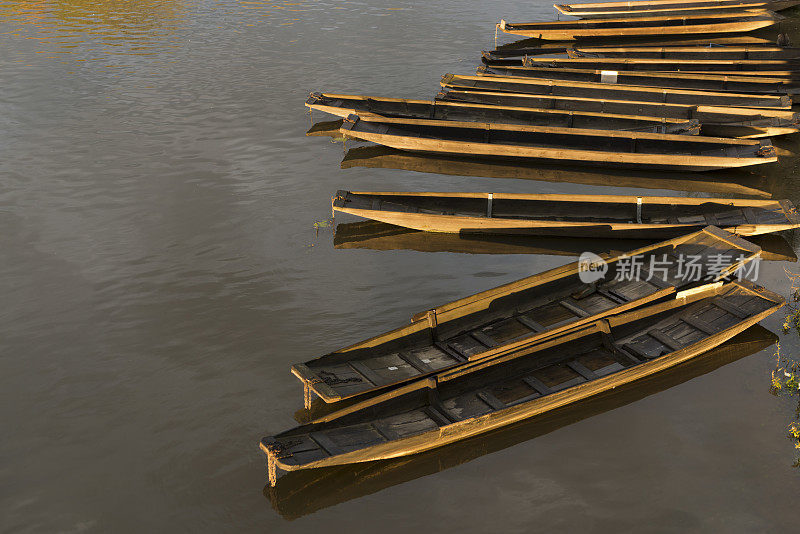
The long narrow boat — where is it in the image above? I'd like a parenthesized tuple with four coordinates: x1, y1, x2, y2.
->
(521, 56, 800, 74)
(484, 64, 800, 81)
(497, 12, 784, 40)
(290, 226, 759, 407)
(341, 146, 775, 198)
(306, 92, 700, 134)
(338, 113, 777, 171)
(440, 73, 792, 108)
(568, 45, 800, 60)
(482, 55, 800, 79)
(332, 220, 798, 262)
(478, 65, 800, 94)
(268, 324, 778, 516)
(438, 89, 799, 138)
(557, 2, 799, 18)
(331, 191, 799, 238)
(555, 0, 800, 18)
(488, 36, 776, 59)
(264, 280, 783, 481)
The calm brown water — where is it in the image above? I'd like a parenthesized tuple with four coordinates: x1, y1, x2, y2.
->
(1, 1, 799, 532)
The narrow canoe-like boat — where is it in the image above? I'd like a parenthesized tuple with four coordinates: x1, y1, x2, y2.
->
(332, 220, 797, 262)
(338, 113, 777, 171)
(497, 12, 784, 40)
(568, 45, 800, 60)
(290, 226, 759, 406)
(521, 56, 800, 74)
(438, 90, 799, 138)
(268, 324, 778, 515)
(482, 55, 800, 80)
(478, 65, 800, 94)
(489, 36, 776, 59)
(306, 92, 700, 134)
(341, 145, 774, 198)
(331, 190, 799, 238)
(264, 280, 782, 480)
(555, 0, 800, 18)
(441, 73, 792, 108)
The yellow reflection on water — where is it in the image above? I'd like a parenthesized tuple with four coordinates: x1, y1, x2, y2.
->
(0, 0, 187, 61)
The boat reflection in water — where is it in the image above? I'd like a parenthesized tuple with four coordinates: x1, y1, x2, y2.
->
(333, 220, 797, 262)
(340, 145, 774, 197)
(307, 119, 346, 139)
(265, 325, 777, 520)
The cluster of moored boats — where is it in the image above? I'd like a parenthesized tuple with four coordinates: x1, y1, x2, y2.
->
(261, 0, 800, 488)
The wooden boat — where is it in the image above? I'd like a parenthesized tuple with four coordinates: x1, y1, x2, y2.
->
(340, 146, 774, 198)
(438, 89, 799, 138)
(568, 45, 800, 60)
(555, 0, 800, 19)
(440, 73, 792, 108)
(290, 226, 759, 407)
(478, 65, 800, 94)
(306, 92, 700, 134)
(338, 113, 777, 171)
(521, 56, 800, 74)
(488, 36, 776, 59)
(269, 324, 777, 516)
(331, 190, 799, 238)
(557, 2, 799, 19)
(482, 55, 800, 79)
(332, 220, 798, 262)
(497, 12, 784, 40)
(264, 280, 783, 480)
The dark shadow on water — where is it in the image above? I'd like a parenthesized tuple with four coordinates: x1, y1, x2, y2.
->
(265, 325, 777, 520)
(332, 220, 797, 262)
(307, 119, 344, 138)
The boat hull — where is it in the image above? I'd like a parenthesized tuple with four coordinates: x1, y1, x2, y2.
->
(499, 14, 782, 40)
(332, 192, 799, 238)
(339, 126, 777, 171)
(555, 0, 800, 18)
(334, 207, 798, 238)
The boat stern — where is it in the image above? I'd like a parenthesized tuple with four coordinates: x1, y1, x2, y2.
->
(340, 113, 360, 136)
(306, 91, 324, 107)
(331, 190, 350, 211)
(290, 363, 343, 405)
